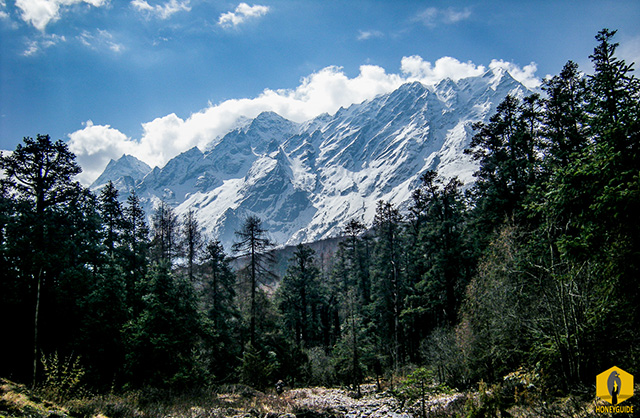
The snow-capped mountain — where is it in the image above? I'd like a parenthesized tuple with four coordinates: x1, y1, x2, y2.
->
(91, 154, 151, 193)
(91, 68, 528, 250)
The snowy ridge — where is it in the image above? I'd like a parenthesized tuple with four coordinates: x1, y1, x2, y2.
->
(91, 68, 528, 250)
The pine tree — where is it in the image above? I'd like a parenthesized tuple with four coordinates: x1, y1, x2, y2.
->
(232, 216, 276, 346)
(542, 61, 589, 168)
(201, 240, 239, 380)
(81, 262, 128, 388)
(122, 191, 149, 316)
(123, 191, 149, 272)
(278, 244, 322, 348)
(339, 219, 371, 304)
(181, 209, 202, 282)
(405, 172, 470, 329)
(123, 262, 206, 388)
(0, 134, 86, 385)
(466, 94, 544, 236)
(98, 181, 125, 257)
(532, 29, 640, 381)
(150, 201, 180, 264)
(371, 200, 404, 372)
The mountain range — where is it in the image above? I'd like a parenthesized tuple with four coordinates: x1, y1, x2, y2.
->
(90, 67, 529, 251)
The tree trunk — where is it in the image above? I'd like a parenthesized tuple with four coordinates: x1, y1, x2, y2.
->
(32, 272, 42, 388)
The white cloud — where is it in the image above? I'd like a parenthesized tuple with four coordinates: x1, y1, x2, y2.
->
(357, 30, 383, 41)
(488, 59, 540, 89)
(131, 0, 191, 19)
(218, 2, 269, 29)
(441, 7, 471, 24)
(0, 0, 9, 20)
(78, 28, 124, 53)
(69, 121, 138, 185)
(401, 55, 486, 83)
(415, 7, 471, 28)
(22, 32, 66, 56)
(69, 55, 540, 185)
(15, 0, 107, 31)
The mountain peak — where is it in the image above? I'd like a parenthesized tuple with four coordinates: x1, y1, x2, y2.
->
(250, 111, 296, 130)
(90, 154, 152, 191)
(397, 80, 428, 95)
(93, 72, 528, 249)
(483, 66, 521, 91)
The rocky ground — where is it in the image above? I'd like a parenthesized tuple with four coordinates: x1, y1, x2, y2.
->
(3, 378, 627, 418)
(284, 384, 464, 418)
(1, 378, 466, 418)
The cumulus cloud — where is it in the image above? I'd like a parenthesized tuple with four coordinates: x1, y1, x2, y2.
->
(401, 55, 485, 83)
(15, 0, 107, 31)
(69, 55, 540, 185)
(131, 0, 191, 19)
(218, 2, 269, 29)
(68, 121, 137, 184)
(415, 7, 471, 28)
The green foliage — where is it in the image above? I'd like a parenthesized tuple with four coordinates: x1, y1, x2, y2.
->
(80, 261, 129, 387)
(463, 380, 510, 418)
(201, 239, 239, 381)
(466, 93, 544, 235)
(38, 352, 87, 403)
(406, 172, 471, 328)
(277, 244, 323, 348)
(233, 215, 276, 347)
(123, 262, 208, 389)
(370, 200, 405, 371)
(306, 347, 336, 387)
(239, 343, 278, 391)
(150, 201, 180, 263)
(400, 367, 452, 398)
(0, 134, 82, 213)
(458, 225, 535, 384)
(98, 181, 125, 256)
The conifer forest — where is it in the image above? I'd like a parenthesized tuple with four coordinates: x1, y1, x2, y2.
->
(0, 29, 639, 416)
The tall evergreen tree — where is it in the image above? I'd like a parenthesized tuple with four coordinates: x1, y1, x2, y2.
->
(339, 219, 371, 305)
(232, 216, 276, 346)
(181, 209, 203, 282)
(542, 61, 589, 168)
(465, 94, 544, 237)
(371, 200, 404, 372)
(122, 191, 149, 315)
(278, 244, 322, 348)
(404, 172, 470, 330)
(98, 181, 125, 257)
(123, 262, 206, 389)
(531, 29, 640, 382)
(201, 240, 238, 381)
(0, 134, 86, 385)
(150, 201, 180, 264)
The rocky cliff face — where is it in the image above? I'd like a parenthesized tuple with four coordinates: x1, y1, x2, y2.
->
(91, 68, 528, 250)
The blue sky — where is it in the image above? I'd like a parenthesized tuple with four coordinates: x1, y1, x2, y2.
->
(1, 0, 639, 183)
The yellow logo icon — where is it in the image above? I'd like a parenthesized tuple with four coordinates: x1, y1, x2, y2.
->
(596, 366, 634, 405)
